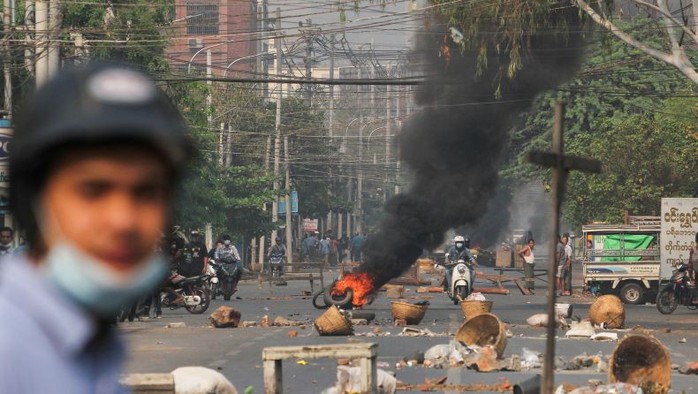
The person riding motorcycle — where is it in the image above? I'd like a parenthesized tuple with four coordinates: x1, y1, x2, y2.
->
(214, 234, 243, 281)
(268, 236, 286, 273)
(443, 235, 478, 291)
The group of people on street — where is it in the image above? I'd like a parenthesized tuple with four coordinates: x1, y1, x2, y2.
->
(517, 233, 574, 296)
(300, 231, 366, 266)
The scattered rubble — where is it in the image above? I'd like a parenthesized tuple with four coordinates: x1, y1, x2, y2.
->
(272, 316, 303, 327)
(171, 366, 238, 394)
(209, 306, 241, 328)
(566, 321, 595, 338)
(678, 361, 698, 375)
(320, 366, 396, 394)
(567, 383, 643, 394)
(166, 322, 186, 328)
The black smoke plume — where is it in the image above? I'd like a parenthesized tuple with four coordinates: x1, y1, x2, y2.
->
(358, 6, 584, 289)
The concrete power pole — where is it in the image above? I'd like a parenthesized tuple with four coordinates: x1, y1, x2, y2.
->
(384, 83, 391, 202)
(284, 135, 293, 267)
(328, 33, 335, 138)
(47, 0, 59, 76)
(270, 7, 281, 247)
(35, 0, 48, 87)
(304, 18, 312, 107)
(3, 0, 12, 114)
(257, 135, 272, 271)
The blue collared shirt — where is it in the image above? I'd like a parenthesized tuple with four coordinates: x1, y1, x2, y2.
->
(0, 255, 126, 394)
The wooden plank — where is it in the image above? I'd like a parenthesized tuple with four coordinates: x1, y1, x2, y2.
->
(514, 279, 532, 295)
(472, 287, 510, 295)
(263, 343, 377, 361)
(358, 355, 378, 393)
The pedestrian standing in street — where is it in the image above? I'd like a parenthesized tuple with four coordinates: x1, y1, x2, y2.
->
(556, 234, 566, 296)
(563, 234, 573, 296)
(320, 235, 331, 266)
(350, 232, 365, 263)
(0, 227, 14, 257)
(518, 238, 536, 293)
(0, 64, 191, 392)
(329, 236, 339, 266)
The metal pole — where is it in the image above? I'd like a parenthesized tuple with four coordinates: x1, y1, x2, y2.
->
(542, 102, 565, 394)
(328, 33, 335, 138)
(385, 83, 391, 201)
(259, 135, 272, 271)
(206, 50, 212, 126)
(3, 0, 11, 113)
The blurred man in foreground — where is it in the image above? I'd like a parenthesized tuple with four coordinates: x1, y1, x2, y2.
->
(0, 64, 191, 392)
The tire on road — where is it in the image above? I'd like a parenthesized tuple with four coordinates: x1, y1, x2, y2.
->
(619, 282, 644, 305)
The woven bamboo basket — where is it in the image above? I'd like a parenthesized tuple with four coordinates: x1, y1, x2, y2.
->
(314, 306, 353, 336)
(455, 313, 508, 358)
(460, 300, 493, 320)
(589, 295, 625, 329)
(609, 333, 671, 394)
(391, 301, 428, 325)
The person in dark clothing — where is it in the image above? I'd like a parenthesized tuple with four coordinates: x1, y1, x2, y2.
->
(180, 230, 208, 277)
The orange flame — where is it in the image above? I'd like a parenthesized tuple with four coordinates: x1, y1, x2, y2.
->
(332, 272, 375, 307)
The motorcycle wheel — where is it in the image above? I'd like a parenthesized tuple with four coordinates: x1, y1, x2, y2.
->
(223, 282, 232, 301)
(185, 287, 211, 314)
(656, 286, 678, 315)
(455, 286, 468, 304)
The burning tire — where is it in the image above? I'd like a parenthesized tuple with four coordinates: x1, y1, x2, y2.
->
(323, 281, 354, 308)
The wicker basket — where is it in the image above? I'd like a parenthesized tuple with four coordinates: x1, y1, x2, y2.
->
(455, 313, 508, 358)
(314, 306, 353, 336)
(609, 333, 671, 394)
(460, 300, 493, 320)
(589, 295, 625, 329)
(391, 301, 428, 325)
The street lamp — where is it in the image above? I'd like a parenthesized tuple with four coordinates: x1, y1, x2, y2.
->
(187, 40, 234, 74)
(223, 52, 270, 77)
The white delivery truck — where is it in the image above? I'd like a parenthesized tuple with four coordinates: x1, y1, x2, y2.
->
(581, 198, 698, 304)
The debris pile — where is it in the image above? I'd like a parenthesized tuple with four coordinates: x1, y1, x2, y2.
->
(209, 306, 241, 328)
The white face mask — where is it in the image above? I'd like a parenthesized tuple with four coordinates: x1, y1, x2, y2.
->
(43, 242, 167, 318)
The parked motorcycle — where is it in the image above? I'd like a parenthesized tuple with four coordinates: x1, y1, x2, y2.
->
(214, 258, 241, 301)
(206, 259, 220, 300)
(161, 274, 212, 314)
(445, 259, 473, 305)
(656, 262, 697, 314)
(269, 254, 285, 278)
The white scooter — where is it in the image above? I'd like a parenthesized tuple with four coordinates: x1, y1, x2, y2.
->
(446, 259, 473, 305)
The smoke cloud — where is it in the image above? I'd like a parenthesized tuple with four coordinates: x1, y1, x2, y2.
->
(359, 6, 584, 289)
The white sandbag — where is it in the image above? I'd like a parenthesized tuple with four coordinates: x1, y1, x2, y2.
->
(424, 344, 451, 360)
(466, 292, 487, 301)
(335, 366, 396, 394)
(527, 313, 569, 328)
(171, 366, 238, 394)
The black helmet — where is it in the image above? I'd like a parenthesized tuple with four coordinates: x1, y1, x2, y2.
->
(275, 236, 282, 242)
(462, 235, 471, 248)
(10, 63, 193, 244)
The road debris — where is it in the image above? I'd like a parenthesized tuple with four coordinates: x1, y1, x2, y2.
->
(678, 361, 698, 374)
(166, 322, 186, 328)
(171, 366, 238, 394)
(397, 327, 442, 337)
(209, 306, 241, 328)
(567, 382, 643, 394)
(240, 321, 257, 328)
(590, 332, 618, 341)
(287, 330, 298, 338)
(273, 316, 303, 327)
(320, 366, 396, 394)
(566, 320, 595, 338)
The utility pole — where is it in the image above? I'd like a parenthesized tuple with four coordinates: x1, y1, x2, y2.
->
(24, 0, 34, 75)
(271, 7, 282, 246)
(284, 135, 293, 267)
(258, 135, 272, 271)
(3, 0, 12, 114)
(395, 76, 401, 196)
(384, 82, 391, 202)
(206, 50, 212, 125)
(304, 18, 312, 107)
(218, 122, 225, 166)
(528, 102, 601, 394)
(47, 0, 60, 76)
(357, 118, 363, 234)
(35, 0, 48, 87)
(328, 33, 335, 138)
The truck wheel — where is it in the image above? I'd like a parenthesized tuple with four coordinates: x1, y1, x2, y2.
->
(619, 283, 644, 305)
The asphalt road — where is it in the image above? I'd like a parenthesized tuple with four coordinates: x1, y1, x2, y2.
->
(120, 266, 698, 393)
